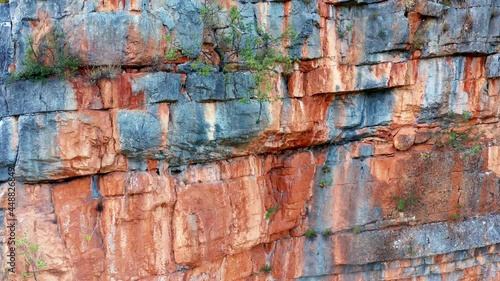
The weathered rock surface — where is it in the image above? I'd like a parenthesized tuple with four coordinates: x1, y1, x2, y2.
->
(0, 0, 499, 280)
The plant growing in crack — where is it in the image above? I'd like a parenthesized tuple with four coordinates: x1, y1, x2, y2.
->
(412, 21, 433, 50)
(265, 206, 278, 220)
(337, 22, 354, 40)
(305, 228, 318, 240)
(423, 111, 485, 160)
(352, 225, 363, 234)
(84, 65, 121, 85)
(260, 264, 272, 273)
(322, 165, 331, 173)
(8, 26, 80, 83)
(322, 228, 334, 238)
(407, 245, 417, 256)
(318, 179, 332, 189)
(165, 0, 296, 102)
(450, 204, 463, 221)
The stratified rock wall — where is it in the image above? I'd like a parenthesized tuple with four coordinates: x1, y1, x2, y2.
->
(0, 0, 499, 280)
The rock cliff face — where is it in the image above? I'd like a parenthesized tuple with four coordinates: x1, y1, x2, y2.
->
(1, 0, 499, 280)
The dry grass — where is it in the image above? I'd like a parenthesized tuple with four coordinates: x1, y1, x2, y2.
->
(462, 11, 474, 34)
(84, 65, 121, 84)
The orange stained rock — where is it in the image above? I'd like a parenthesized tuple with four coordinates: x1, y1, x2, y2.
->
(462, 57, 488, 113)
(97, 0, 127, 12)
(97, 74, 146, 109)
(271, 237, 305, 279)
(393, 127, 417, 151)
(100, 183, 177, 279)
(223, 248, 253, 280)
(52, 178, 105, 280)
(267, 152, 315, 235)
(70, 77, 102, 110)
(124, 23, 164, 66)
(488, 146, 500, 176)
(10, 183, 75, 280)
(173, 182, 233, 266)
(55, 110, 126, 178)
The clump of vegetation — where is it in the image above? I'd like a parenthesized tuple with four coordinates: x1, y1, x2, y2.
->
(260, 264, 272, 273)
(450, 204, 463, 221)
(412, 24, 429, 50)
(16, 233, 48, 280)
(190, 60, 214, 77)
(438, 0, 468, 6)
(322, 165, 331, 173)
(318, 179, 332, 189)
(165, 0, 297, 101)
(407, 246, 417, 256)
(441, 0, 452, 6)
(421, 152, 431, 160)
(424, 111, 484, 160)
(305, 229, 318, 240)
(265, 207, 278, 220)
(9, 26, 80, 83)
(164, 34, 180, 61)
(462, 10, 474, 34)
(352, 225, 363, 234)
(85, 65, 121, 84)
(462, 143, 481, 157)
(392, 194, 417, 213)
(377, 30, 388, 39)
(322, 228, 333, 238)
(337, 22, 354, 40)
(461, 110, 473, 122)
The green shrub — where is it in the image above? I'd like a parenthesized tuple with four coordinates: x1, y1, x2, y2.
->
(165, 0, 296, 101)
(260, 264, 272, 273)
(322, 228, 333, 238)
(392, 194, 417, 212)
(305, 229, 318, 240)
(377, 30, 387, 39)
(9, 26, 80, 83)
(318, 179, 332, 188)
(322, 165, 331, 173)
(16, 233, 48, 280)
(265, 207, 278, 220)
(429, 110, 483, 155)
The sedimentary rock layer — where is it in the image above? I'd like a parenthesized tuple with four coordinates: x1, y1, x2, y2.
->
(0, 0, 499, 280)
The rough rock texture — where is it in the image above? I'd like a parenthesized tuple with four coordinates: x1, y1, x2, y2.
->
(0, 0, 499, 280)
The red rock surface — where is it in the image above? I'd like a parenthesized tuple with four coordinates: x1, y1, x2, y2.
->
(1, 0, 499, 280)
